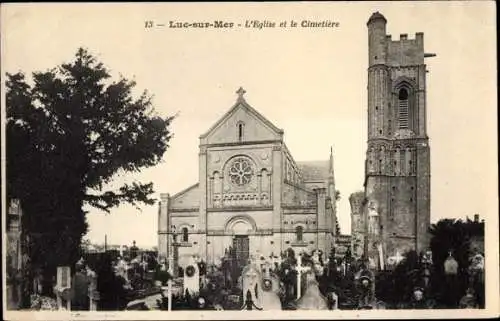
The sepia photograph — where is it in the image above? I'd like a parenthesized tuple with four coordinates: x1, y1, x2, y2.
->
(1, 1, 498, 319)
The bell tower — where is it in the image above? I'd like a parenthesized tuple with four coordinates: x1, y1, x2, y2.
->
(364, 12, 433, 258)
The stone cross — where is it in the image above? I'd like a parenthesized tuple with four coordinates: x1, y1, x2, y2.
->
(394, 250, 404, 265)
(296, 254, 311, 299)
(270, 254, 281, 271)
(166, 254, 175, 311)
(87, 267, 99, 311)
(236, 87, 246, 102)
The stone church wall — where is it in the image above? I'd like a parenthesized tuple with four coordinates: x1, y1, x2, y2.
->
(282, 183, 316, 207)
(206, 210, 273, 231)
(170, 185, 200, 209)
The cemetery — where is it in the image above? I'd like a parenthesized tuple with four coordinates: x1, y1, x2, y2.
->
(6, 209, 486, 312)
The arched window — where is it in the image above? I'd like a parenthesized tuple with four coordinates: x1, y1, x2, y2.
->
(398, 88, 410, 129)
(237, 122, 245, 141)
(182, 227, 189, 242)
(295, 226, 303, 241)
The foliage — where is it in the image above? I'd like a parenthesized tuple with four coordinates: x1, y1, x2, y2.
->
(429, 217, 484, 278)
(154, 269, 172, 285)
(376, 250, 421, 305)
(428, 218, 484, 307)
(96, 254, 129, 310)
(6, 48, 174, 291)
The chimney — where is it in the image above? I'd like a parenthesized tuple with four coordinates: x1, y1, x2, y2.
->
(474, 214, 479, 223)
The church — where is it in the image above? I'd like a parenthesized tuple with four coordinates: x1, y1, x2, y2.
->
(158, 89, 338, 269)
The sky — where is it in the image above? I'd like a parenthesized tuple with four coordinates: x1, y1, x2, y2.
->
(1, 2, 497, 248)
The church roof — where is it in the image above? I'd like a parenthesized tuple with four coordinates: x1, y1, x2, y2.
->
(199, 87, 284, 139)
(297, 160, 330, 182)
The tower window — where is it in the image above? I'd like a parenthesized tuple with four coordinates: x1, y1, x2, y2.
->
(398, 88, 410, 129)
(400, 151, 405, 174)
(182, 227, 189, 242)
(295, 226, 303, 241)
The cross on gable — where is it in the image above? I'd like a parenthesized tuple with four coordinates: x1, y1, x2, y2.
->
(236, 87, 246, 102)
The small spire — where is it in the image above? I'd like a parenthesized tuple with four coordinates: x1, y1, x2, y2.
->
(329, 146, 334, 173)
(236, 87, 246, 102)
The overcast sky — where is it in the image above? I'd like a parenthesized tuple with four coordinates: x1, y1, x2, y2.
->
(2, 2, 497, 248)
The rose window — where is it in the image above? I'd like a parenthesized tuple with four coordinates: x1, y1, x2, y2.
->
(229, 157, 254, 186)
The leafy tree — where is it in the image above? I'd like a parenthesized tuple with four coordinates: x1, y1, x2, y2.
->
(6, 48, 174, 294)
(428, 217, 484, 307)
(429, 219, 472, 275)
(97, 253, 129, 310)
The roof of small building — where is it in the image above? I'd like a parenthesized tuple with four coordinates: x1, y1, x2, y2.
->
(297, 160, 330, 182)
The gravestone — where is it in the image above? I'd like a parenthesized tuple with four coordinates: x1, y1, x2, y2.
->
(130, 241, 139, 260)
(183, 256, 200, 296)
(354, 265, 378, 309)
(241, 263, 263, 309)
(443, 251, 460, 307)
(296, 271, 328, 310)
(400, 286, 436, 309)
(72, 260, 90, 310)
(327, 291, 339, 310)
(116, 257, 129, 282)
(87, 267, 99, 311)
(55, 266, 72, 311)
(459, 288, 478, 309)
(6, 199, 24, 310)
(260, 262, 282, 310)
(468, 251, 485, 308)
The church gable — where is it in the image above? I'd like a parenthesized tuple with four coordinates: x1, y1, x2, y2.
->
(170, 183, 200, 209)
(200, 88, 284, 145)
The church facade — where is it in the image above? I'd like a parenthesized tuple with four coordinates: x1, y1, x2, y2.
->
(351, 12, 432, 264)
(158, 89, 338, 268)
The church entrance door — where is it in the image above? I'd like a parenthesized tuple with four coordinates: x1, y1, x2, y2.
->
(233, 235, 249, 268)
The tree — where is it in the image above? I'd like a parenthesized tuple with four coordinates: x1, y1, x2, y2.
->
(429, 219, 471, 275)
(6, 48, 174, 294)
(428, 217, 484, 306)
